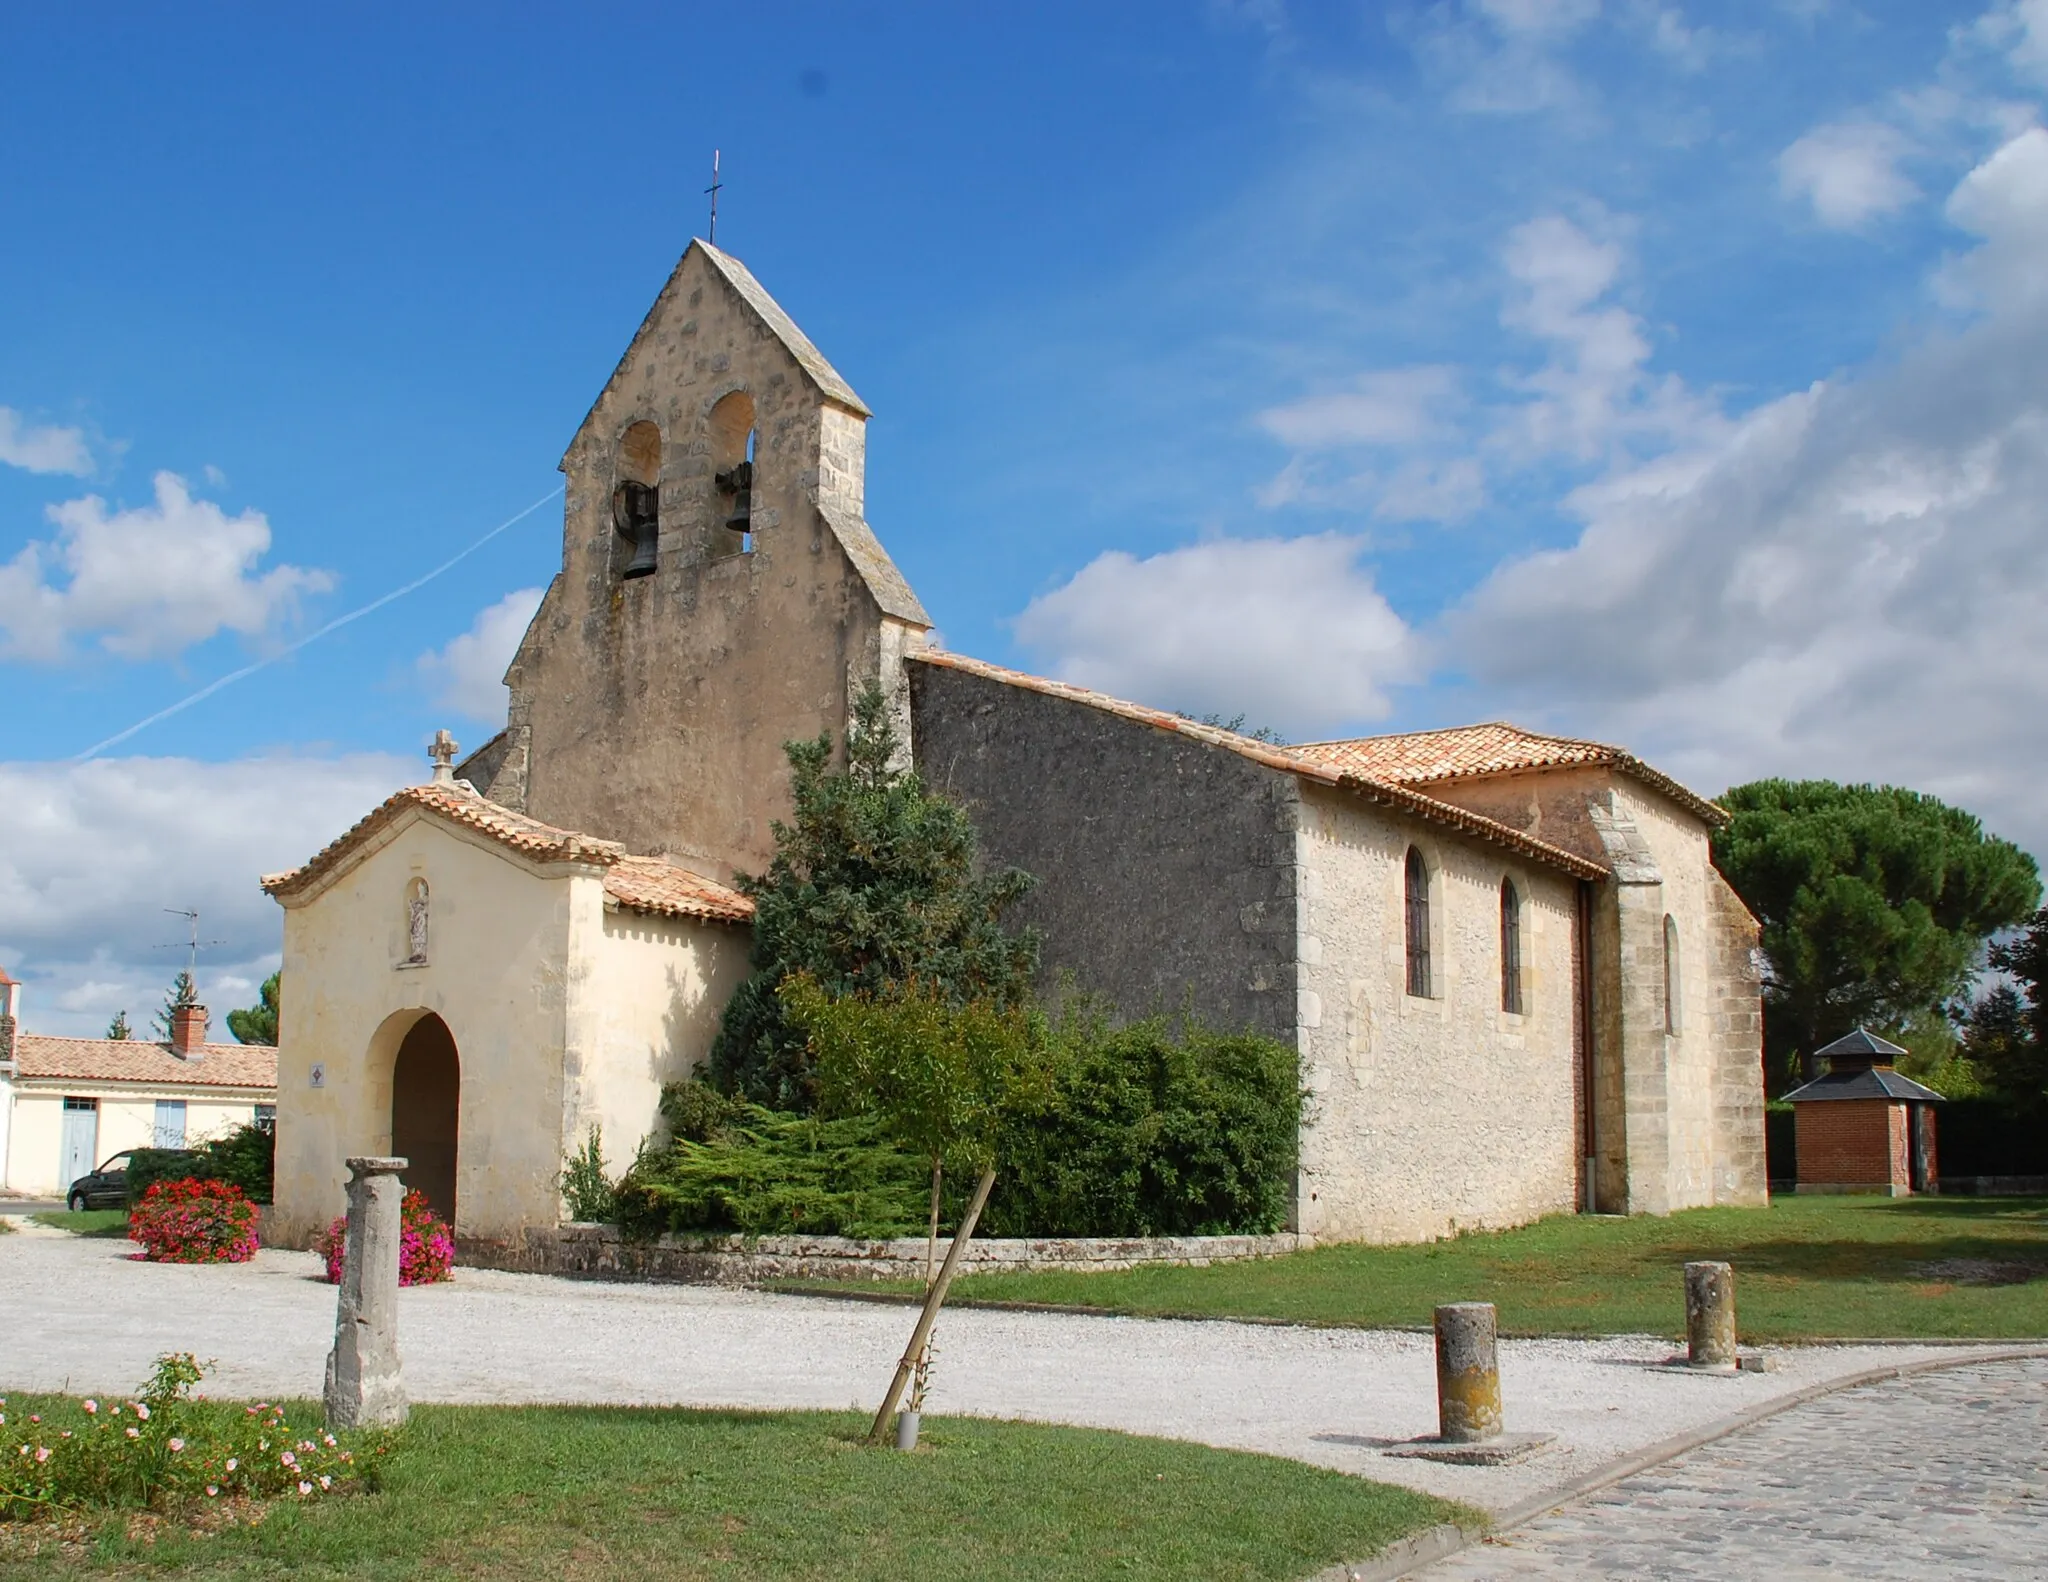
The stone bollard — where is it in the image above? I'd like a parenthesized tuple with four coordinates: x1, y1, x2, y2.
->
(1434, 1302, 1503, 1443)
(324, 1156, 411, 1429)
(1684, 1261, 1738, 1371)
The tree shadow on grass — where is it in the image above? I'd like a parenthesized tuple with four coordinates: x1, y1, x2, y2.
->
(1872, 1196, 2048, 1222)
(1634, 1236, 2048, 1285)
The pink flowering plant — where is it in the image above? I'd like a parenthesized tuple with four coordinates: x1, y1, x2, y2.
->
(314, 1188, 454, 1286)
(0, 1354, 379, 1521)
(127, 1178, 260, 1264)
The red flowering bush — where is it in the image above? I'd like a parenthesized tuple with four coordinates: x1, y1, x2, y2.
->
(314, 1189, 454, 1286)
(128, 1179, 259, 1264)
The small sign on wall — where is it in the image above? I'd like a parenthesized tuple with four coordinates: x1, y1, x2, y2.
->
(309, 1062, 326, 1089)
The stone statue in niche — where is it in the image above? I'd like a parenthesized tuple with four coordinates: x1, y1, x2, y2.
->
(401, 878, 429, 967)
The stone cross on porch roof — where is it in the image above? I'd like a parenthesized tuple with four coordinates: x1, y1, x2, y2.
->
(428, 729, 460, 785)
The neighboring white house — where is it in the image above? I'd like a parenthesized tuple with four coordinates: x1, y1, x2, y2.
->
(0, 974, 278, 1201)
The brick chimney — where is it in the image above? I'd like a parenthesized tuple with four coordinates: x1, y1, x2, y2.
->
(170, 1001, 208, 1060)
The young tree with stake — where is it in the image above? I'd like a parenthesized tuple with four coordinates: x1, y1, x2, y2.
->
(782, 975, 1047, 1445)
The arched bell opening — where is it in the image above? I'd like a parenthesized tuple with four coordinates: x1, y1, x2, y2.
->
(612, 419, 663, 580)
(708, 391, 757, 554)
(389, 1013, 461, 1228)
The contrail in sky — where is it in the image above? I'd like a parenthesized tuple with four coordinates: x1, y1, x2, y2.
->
(72, 484, 564, 762)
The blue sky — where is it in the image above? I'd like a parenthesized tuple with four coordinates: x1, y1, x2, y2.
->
(5, 1, 2048, 1032)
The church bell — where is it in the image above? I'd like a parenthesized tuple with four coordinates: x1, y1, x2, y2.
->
(716, 460, 753, 536)
(612, 481, 660, 579)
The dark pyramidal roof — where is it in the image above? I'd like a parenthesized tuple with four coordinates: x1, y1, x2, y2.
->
(1783, 1026, 1942, 1104)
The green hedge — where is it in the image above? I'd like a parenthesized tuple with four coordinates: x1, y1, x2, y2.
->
(125, 1123, 275, 1207)
(619, 1010, 1300, 1239)
(982, 1010, 1299, 1237)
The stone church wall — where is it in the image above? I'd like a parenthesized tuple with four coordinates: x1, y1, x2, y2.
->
(908, 661, 1298, 1045)
(1293, 784, 1583, 1243)
(502, 248, 914, 883)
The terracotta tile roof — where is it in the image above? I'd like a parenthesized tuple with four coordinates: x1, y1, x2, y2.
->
(910, 651, 1608, 880)
(604, 854, 756, 924)
(261, 782, 752, 924)
(12, 1035, 277, 1090)
(1290, 723, 1728, 827)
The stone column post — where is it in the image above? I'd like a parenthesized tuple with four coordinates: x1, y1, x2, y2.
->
(1684, 1260, 1737, 1370)
(1434, 1302, 1502, 1443)
(325, 1156, 410, 1429)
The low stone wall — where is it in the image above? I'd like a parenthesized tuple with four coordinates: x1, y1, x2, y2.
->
(454, 1224, 1309, 1284)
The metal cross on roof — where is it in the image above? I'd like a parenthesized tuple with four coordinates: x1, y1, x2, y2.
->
(706, 149, 723, 245)
(429, 729, 460, 784)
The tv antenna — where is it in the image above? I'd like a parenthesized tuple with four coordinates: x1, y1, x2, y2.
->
(158, 908, 227, 985)
(706, 149, 723, 245)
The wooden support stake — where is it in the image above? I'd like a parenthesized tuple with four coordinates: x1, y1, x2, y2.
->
(867, 1166, 997, 1445)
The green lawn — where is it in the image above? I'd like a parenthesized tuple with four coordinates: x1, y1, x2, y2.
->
(0, 1400, 1464, 1582)
(28, 1211, 130, 1238)
(787, 1196, 2048, 1341)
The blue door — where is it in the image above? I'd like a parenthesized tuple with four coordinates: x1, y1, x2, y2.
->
(60, 1098, 98, 1196)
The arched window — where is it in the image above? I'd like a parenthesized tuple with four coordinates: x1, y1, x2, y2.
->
(1404, 847, 1432, 999)
(1663, 914, 1682, 1034)
(709, 391, 758, 555)
(612, 420, 662, 579)
(1500, 878, 1523, 1015)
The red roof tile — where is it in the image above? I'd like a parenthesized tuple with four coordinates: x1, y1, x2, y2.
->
(13, 1036, 277, 1090)
(1290, 723, 1727, 827)
(910, 652, 1608, 879)
(604, 855, 755, 924)
(261, 783, 752, 924)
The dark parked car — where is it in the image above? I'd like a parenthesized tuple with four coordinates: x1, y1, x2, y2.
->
(67, 1151, 136, 1210)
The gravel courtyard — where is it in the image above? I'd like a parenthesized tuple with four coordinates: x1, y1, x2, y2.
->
(0, 1226, 2021, 1514)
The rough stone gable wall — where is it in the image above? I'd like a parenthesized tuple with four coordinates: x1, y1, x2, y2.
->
(1293, 784, 1583, 1243)
(907, 662, 1298, 1046)
(1705, 865, 1768, 1205)
(500, 248, 913, 882)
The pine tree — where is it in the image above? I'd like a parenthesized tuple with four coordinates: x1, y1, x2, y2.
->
(227, 972, 280, 1046)
(708, 683, 1040, 1109)
(153, 969, 198, 1042)
(105, 1010, 132, 1041)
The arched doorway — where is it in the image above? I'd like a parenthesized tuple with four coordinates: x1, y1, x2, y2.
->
(391, 1014, 460, 1228)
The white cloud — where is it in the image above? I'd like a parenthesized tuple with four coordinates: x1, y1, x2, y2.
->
(1258, 367, 1463, 449)
(1940, 125, 2048, 312)
(1446, 128, 2048, 860)
(0, 407, 92, 475)
(0, 752, 412, 1036)
(0, 472, 334, 663)
(1976, 0, 2048, 85)
(1779, 121, 1920, 229)
(1476, 0, 1601, 37)
(417, 587, 543, 726)
(1497, 213, 1719, 461)
(1013, 534, 1415, 735)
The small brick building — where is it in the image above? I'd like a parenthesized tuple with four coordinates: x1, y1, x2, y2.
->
(1783, 1028, 1941, 1195)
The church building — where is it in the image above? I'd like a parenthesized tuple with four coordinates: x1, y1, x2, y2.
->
(264, 240, 1767, 1252)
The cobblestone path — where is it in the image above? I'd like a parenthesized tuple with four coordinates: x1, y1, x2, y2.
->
(1414, 1357, 2048, 1580)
